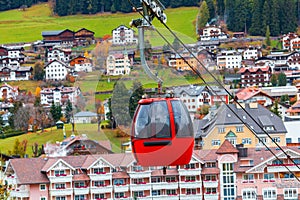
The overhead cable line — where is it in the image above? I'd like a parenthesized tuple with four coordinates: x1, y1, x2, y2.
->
(127, 0, 300, 180)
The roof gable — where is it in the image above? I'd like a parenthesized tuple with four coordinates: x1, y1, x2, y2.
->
(216, 140, 239, 154)
(87, 157, 115, 170)
(45, 158, 75, 172)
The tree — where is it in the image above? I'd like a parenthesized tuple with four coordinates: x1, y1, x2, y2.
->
(11, 139, 27, 158)
(198, 1, 210, 29)
(50, 103, 62, 122)
(172, 38, 181, 52)
(280, 94, 290, 104)
(33, 61, 44, 80)
(129, 81, 144, 118)
(249, 0, 264, 35)
(278, 72, 287, 86)
(64, 99, 73, 123)
(14, 106, 31, 131)
(270, 99, 280, 117)
(111, 81, 131, 127)
(265, 25, 271, 47)
(270, 74, 277, 86)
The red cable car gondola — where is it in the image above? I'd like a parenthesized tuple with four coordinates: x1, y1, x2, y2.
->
(131, 96, 194, 166)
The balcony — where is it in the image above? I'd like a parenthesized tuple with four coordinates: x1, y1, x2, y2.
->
(10, 189, 30, 198)
(152, 195, 178, 200)
(152, 181, 178, 190)
(180, 194, 202, 200)
(89, 172, 112, 181)
(204, 192, 219, 200)
(48, 174, 72, 183)
(74, 186, 89, 195)
(179, 181, 201, 189)
(114, 184, 129, 193)
(267, 164, 300, 172)
(178, 168, 201, 176)
(50, 188, 73, 196)
(203, 180, 218, 188)
(90, 185, 113, 194)
(128, 171, 151, 179)
(130, 183, 151, 191)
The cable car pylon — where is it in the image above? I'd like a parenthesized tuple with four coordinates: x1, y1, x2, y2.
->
(130, 0, 166, 93)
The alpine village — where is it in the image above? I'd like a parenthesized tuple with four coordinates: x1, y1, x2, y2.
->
(2, 0, 300, 200)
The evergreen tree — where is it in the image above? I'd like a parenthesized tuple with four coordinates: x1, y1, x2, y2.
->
(65, 99, 73, 123)
(269, 0, 280, 36)
(270, 74, 277, 86)
(50, 103, 62, 122)
(216, 0, 225, 17)
(206, 0, 216, 22)
(129, 81, 144, 118)
(111, 82, 131, 126)
(198, 1, 210, 28)
(249, 0, 264, 35)
(265, 25, 271, 47)
(279, 0, 297, 34)
(262, 0, 271, 34)
(278, 72, 287, 86)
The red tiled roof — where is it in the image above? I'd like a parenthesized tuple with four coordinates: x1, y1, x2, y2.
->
(238, 66, 270, 74)
(236, 87, 272, 101)
(73, 173, 90, 181)
(216, 140, 239, 154)
(10, 158, 49, 184)
(112, 171, 130, 179)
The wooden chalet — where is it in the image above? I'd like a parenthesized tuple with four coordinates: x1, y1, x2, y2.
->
(74, 28, 95, 41)
(42, 29, 75, 44)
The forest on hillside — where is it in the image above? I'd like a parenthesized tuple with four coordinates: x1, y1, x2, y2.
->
(1, 0, 299, 37)
(52, 0, 300, 36)
(0, 0, 47, 11)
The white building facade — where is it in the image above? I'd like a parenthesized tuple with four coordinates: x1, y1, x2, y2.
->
(106, 53, 131, 76)
(44, 60, 69, 81)
(112, 25, 137, 45)
(217, 50, 242, 70)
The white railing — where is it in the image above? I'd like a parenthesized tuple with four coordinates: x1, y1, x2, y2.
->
(152, 181, 178, 190)
(180, 194, 202, 200)
(179, 181, 202, 188)
(178, 168, 201, 176)
(203, 180, 218, 188)
(204, 193, 219, 200)
(90, 185, 113, 194)
(49, 188, 73, 196)
(114, 184, 129, 193)
(73, 186, 90, 195)
(48, 175, 72, 183)
(130, 183, 151, 191)
(89, 173, 112, 181)
(10, 189, 30, 198)
(128, 171, 151, 179)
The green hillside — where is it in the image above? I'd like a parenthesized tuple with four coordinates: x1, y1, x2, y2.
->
(0, 3, 198, 44)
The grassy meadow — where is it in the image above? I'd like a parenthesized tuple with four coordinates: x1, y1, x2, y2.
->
(0, 3, 198, 44)
(0, 124, 129, 157)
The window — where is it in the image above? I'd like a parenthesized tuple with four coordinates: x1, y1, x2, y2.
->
(283, 173, 294, 179)
(212, 140, 221, 146)
(132, 165, 143, 171)
(134, 191, 144, 197)
(94, 194, 105, 199)
(242, 138, 252, 145)
(263, 188, 276, 199)
(205, 175, 216, 181)
(286, 138, 292, 144)
(284, 188, 297, 199)
(206, 187, 217, 194)
(259, 137, 267, 144)
(263, 173, 275, 181)
(272, 137, 280, 143)
(206, 162, 216, 168)
(74, 195, 85, 200)
(74, 182, 85, 188)
(184, 163, 196, 169)
(152, 190, 161, 196)
(40, 184, 46, 191)
(236, 126, 243, 132)
(166, 176, 176, 182)
(185, 176, 196, 182)
(55, 197, 66, 200)
(242, 174, 254, 183)
(54, 170, 65, 176)
(218, 127, 225, 133)
(40, 197, 46, 200)
(133, 178, 144, 184)
(186, 188, 196, 195)
(94, 168, 105, 174)
(55, 183, 65, 189)
(166, 189, 177, 195)
(114, 179, 124, 185)
(95, 181, 105, 187)
(115, 192, 125, 198)
(151, 177, 161, 183)
(242, 189, 256, 199)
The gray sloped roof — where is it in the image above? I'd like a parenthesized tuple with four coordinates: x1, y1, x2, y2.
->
(196, 103, 287, 138)
(74, 111, 97, 117)
(42, 30, 64, 36)
(174, 85, 206, 97)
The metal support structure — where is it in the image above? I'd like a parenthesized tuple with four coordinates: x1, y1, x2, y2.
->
(131, 0, 167, 94)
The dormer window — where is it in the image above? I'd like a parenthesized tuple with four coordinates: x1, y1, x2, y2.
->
(132, 165, 143, 172)
(94, 168, 105, 174)
(54, 170, 65, 177)
(264, 125, 274, 131)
